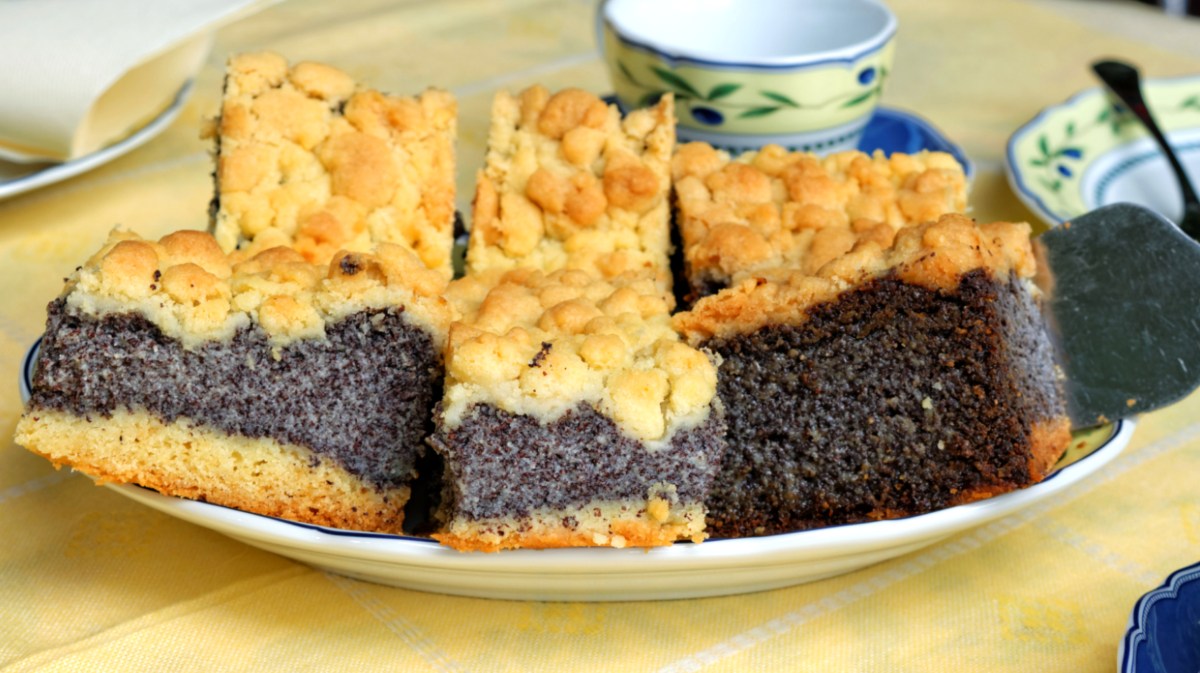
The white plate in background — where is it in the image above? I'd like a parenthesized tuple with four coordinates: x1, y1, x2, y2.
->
(0, 81, 193, 200)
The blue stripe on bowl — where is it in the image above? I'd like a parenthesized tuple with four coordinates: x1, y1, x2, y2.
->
(603, 20, 896, 72)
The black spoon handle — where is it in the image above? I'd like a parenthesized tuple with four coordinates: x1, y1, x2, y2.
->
(1092, 59, 1200, 213)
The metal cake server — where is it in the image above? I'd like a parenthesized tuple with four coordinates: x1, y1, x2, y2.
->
(1092, 59, 1200, 241)
(1036, 202, 1200, 428)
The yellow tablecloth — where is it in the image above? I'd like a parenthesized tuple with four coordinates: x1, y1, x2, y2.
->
(3, 1, 1199, 670)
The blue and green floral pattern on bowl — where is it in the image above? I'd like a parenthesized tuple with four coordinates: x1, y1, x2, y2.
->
(1006, 74, 1200, 226)
(600, 21, 895, 154)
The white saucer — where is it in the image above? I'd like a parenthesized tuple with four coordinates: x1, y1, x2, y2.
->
(1006, 73, 1200, 225)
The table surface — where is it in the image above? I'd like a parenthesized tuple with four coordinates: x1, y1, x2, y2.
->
(3, 1, 1199, 670)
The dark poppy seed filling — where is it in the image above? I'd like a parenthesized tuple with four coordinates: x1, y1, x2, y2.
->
(702, 270, 1066, 538)
(429, 403, 725, 521)
(28, 298, 442, 492)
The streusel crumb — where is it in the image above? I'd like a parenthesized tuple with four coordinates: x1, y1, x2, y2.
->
(672, 142, 967, 294)
(210, 52, 457, 277)
(442, 267, 716, 442)
(467, 86, 675, 293)
(674, 214, 1035, 342)
(67, 229, 454, 349)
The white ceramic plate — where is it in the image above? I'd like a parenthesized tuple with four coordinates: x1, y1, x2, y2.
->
(1006, 73, 1200, 225)
(19, 339, 1132, 601)
(0, 81, 193, 201)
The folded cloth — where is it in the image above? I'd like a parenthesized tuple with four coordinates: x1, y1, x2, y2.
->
(0, 0, 272, 163)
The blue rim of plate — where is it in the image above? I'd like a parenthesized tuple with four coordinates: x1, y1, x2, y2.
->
(1005, 82, 1114, 225)
(1120, 559, 1200, 673)
(1005, 85, 1086, 225)
(0, 79, 194, 201)
(20, 336, 1121, 546)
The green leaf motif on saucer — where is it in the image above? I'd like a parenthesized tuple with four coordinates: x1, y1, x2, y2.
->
(1007, 74, 1200, 225)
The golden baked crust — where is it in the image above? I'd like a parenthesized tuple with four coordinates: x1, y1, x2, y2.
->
(466, 87, 675, 291)
(15, 408, 408, 533)
(434, 491, 705, 552)
(674, 214, 1037, 343)
(67, 229, 454, 349)
(672, 142, 968, 291)
(210, 52, 457, 276)
(1026, 417, 1074, 484)
(441, 267, 716, 442)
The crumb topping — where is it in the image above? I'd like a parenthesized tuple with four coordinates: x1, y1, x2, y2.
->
(210, 52, 457, 276)
(466, 86, 675, 291)
(672, 142, 968, 287)
(66, 229, 454, 349)
(441, 268, 716, 443)
(674, 214, 1037, 342)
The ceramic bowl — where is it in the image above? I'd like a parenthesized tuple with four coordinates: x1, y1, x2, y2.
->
(598, 0, 897, 154)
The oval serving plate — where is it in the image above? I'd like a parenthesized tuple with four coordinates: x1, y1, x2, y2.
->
(1006, 73, 1200, 226)
(19, 339, 1131, 602)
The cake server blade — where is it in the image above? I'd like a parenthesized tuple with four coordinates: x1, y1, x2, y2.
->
(1035, 202, 1200, 428)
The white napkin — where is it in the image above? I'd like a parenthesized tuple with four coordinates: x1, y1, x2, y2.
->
(0, 0, 272, 164)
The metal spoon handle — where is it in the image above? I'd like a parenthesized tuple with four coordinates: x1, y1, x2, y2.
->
(1092, 59, 1200, 239)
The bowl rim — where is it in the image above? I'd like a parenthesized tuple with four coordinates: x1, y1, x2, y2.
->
(600, 0, 897, 70)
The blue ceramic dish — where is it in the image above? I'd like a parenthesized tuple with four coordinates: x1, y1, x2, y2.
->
(858, 106, 973, 179)
(1120, 560, 1200, 673)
